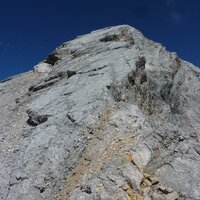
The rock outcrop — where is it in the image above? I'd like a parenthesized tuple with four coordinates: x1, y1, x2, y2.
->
(0, 25, 200, 200)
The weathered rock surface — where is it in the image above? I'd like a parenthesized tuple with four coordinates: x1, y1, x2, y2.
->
(0, 25, 200, 200)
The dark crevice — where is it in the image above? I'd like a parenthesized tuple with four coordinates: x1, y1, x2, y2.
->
(33, 70, 76, 91)
(67, 114, 76, 123)
(127, 70, 136, 86)
(88, 73, 104, 77)
(121, 28, 135, 46)
(135, 56, 146, 71)
(67, 70, 77, 78)
(160, 81, 173, 102)
(64, 92, 73, 96)
(106, 85, 111, 90)
(45, 52, 61, 65)
(109, 82, 123, 102)
(40, 188, 45, 193)
(29, 71, 73, 93)
(44, 71, 68, 82)
(29, 81, 57, 92)
(80, 185, 92, 194)
(99, 29, 135, 48)
(34, 186, 46, 194)
(28, 70, 77, 94)
(71, 49, 84, 59)
(26, 109, 50, 127)
(99, 34, 120, 42)
(78, 65, 108, 74)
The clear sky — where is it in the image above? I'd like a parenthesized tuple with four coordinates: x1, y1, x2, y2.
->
(0, 0, 200, 80)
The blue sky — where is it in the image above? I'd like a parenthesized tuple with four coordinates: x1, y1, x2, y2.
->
(0, 0, 200, 80)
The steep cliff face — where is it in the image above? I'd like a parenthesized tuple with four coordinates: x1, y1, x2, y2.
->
(0, 25, 200, 200)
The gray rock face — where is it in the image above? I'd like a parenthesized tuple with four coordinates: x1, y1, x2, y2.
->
(0, 25, 200, 200)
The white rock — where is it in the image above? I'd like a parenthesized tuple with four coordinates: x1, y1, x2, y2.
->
(33, 62, 51, 73)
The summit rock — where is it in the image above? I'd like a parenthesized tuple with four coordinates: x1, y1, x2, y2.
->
(0, 25, 200, 200)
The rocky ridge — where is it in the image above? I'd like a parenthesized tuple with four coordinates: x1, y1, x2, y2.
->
(0, 25, 200, 200)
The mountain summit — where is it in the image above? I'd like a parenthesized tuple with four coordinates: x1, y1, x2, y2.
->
(0, 25, 200, 200)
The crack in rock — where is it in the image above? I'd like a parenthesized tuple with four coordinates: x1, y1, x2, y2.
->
(26, 109, 50, 126)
